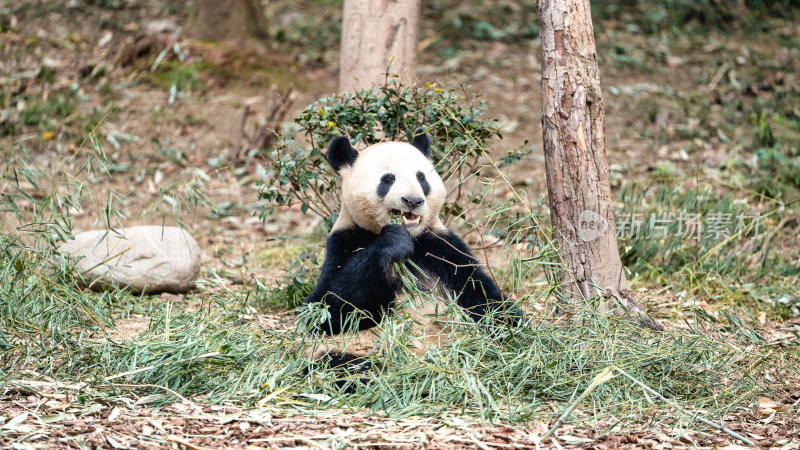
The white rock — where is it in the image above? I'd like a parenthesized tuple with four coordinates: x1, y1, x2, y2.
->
(58, 226, 200, 294)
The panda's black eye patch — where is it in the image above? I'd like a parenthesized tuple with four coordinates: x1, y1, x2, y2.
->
(417, 171, 431, 196)
(377, 173, 395, 198)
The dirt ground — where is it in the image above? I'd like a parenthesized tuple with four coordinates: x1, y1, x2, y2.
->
(2, 1, 799, 448)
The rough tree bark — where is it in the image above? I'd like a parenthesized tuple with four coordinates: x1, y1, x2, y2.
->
(339, 0, 421, 92)
(536, 0, 660, 329)
(184, 0, 268, 42)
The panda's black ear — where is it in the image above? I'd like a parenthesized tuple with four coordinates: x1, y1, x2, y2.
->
(411, 130, 432, 159)
(327, 137, 358, 172)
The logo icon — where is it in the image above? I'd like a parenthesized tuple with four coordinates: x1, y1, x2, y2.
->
(578, 210, 608, 242)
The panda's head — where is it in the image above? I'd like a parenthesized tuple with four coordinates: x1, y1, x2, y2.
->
(327, 133, 447, 237)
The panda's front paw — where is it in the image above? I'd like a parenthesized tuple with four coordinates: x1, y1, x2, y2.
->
(379, 224, 414, 264)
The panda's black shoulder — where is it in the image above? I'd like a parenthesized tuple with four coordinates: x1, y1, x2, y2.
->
(414, 229, 472, 251)
(412, 228, 481, 265)
(326, 227, 378, 255)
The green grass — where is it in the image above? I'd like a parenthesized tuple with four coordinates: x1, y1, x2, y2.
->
(252, 245, 319, 311)
(0, 86, 117, 141)
(617, 181, 800, 317)
(1, 230, 781, 430)
(147, 60, 205, 93)
(610, 79, 800, 318)
(1, 93, 77, 138)
(592, 0, 797, 33)
(1, 66, 797, 441)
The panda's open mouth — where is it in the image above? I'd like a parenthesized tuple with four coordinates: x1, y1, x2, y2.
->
(390, 209, 422, 225)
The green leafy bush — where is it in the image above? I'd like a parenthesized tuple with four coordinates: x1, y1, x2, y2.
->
(258, 78, 529, 228)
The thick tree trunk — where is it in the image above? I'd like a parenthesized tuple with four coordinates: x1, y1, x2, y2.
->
(185, 0, 268, 42)
(536, 0, 660, 329)
(339, 0, 421, 92)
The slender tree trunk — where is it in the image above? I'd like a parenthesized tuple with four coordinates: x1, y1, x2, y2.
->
(536, 0, 660, 329)
(185, 0, 268, 42)
(339, 0, 421, 92)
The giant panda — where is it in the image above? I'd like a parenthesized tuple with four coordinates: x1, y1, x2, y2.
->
(302, 132, 520, 369)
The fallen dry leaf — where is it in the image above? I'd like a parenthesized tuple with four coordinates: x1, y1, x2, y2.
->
(757, 397, 789, 414)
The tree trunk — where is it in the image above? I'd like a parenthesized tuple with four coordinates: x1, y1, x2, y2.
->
(184, 0, 268, 42)
(339, 0, 421, 92)
(536, 0, 660, 329)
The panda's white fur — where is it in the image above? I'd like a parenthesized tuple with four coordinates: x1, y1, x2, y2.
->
(333, 142, 448, 237)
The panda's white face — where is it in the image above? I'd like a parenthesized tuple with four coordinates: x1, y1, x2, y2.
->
(333, 141, 446, 237)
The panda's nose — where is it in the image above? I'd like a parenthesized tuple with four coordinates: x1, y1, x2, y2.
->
(401, 196, 425, 209)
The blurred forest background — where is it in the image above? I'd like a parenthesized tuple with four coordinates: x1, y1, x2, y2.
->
(1, 0, 799, 448)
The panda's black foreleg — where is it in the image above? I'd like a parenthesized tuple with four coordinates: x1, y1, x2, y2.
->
(306, 225, 414, 334)
(412, 230, 521, 325)
(307, 352, 374, 393)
